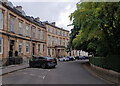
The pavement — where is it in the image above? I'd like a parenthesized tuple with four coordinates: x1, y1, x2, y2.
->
(0, 63, 29, 76)
(2, 60, 110, 84)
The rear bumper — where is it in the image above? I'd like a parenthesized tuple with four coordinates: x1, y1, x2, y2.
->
(47, 63, 57, 67)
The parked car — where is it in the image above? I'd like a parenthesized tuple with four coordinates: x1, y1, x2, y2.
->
(29, 55, 57, 69)
(79, 56, 86, 60)
(68, 56, 75, 61)
(75, 56, 80, 60)
(58, 57, 70, 61)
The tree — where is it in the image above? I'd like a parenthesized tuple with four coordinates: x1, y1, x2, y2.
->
(69, 2, 120, 57)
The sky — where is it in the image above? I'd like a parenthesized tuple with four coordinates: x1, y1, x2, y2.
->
(8, 0, 80, 31)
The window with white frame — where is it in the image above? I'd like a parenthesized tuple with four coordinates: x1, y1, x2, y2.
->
(66, 33, 68, 37)
(52, 28, 54, 34)
(33, 27, 35, 38)
(38, 30, 40, 40)
(38, 44, 41, 52)
(52, 49, 54, 55)
(43, 44, 45, 52)
(52, 37, 54, 45)
(0, 38, 3, 54)
(26, 25, 29, 37)
(48, 35, 50, 45)
(0, 9, 3, 29)
(19, 22, 22, 35)
(26, 43, 29, 53)
(56, 30, 58, 35)
(56, 38, 58, 45)
(60, 31, 62, 35)
(63, 32, 65, 36)
(48, 26, 50, 32)
(19, 42, 23, 53)
(43, 31, 45, 40)
(11, 17, 14, 32)
(63, 39, 65, 46)
(66, 40, 68, 45)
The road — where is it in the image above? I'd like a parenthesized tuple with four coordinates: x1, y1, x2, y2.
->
(2, 60, 107, 84)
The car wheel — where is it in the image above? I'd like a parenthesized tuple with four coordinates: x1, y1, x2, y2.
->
(41, 63, 46, 69)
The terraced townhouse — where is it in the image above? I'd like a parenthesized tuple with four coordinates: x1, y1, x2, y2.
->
(0, 1, 69, 65)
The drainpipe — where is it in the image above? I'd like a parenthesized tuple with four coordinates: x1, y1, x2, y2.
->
(7, 8, 9, 58)
(31, 25, 33, 60)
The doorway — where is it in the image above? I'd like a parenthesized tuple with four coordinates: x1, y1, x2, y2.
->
(10, 40, 14, 56)
(32, 44, 35, 55)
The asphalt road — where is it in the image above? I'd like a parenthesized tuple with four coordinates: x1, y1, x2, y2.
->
(2, 60, 107, 84)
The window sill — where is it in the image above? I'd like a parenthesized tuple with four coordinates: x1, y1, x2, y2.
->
(19, 34, 23, 36)
(11, 32, 15, 34)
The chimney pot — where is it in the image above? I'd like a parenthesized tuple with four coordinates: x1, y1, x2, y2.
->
(16, 6, 22, 12)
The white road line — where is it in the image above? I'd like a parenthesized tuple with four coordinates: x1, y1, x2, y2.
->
(43, 76, 45, 79)
(47, 70, 51, 72)
(23, 73, 27, 75)
(29, 74, 34, 76)
(38, 76, 43, 78)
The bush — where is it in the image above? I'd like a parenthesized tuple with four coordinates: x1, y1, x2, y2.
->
(89, 55, 120, 72)
(15, 51, 18, 56)
(9, 50, 13, 57)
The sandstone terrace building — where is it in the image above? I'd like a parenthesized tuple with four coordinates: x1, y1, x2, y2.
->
(0, 1, 69, 65)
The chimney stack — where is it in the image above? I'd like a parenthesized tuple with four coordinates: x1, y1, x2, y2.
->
(1, 0, 8, 4)
(16, 6, 22, 12)
(35, 17, 40, 22)
(51, 22, 56, 26)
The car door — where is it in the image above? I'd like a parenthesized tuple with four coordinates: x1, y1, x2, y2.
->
(38, 57, 45, 66)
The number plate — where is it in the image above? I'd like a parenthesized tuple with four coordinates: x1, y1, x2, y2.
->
(52, 60, 55, 62)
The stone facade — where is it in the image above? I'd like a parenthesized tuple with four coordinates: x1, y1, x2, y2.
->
(0, 1, 70, 64)
(45, 22, 69, 58)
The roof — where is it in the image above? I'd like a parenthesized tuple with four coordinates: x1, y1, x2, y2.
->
(1, 2, 46, 29)
(44, 22, 69, 32)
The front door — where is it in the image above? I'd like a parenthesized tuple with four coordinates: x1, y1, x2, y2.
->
(33, 44, 35, 55)
(10, 40, 14, 56)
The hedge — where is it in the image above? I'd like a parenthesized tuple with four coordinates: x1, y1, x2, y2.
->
(89, 55, 120, 72)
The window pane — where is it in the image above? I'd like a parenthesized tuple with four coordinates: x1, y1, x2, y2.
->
(11, 18, 14, 32)
(19, 22, 22, 34)
(33, 28, 35, 38)
(0, 9, 3, 29)
(43, 32, 45, 40)
(26, 25, 29, 36)
(48, 36, 50, 45)
(52, 37, 54, 45)
(26, 43, 29, 53)
(38, 30, 40, 40)
(38, 44, 41, 52)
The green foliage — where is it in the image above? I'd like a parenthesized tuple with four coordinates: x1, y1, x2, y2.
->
(69, 2, 120, 56)
(89, 56, 120, 72)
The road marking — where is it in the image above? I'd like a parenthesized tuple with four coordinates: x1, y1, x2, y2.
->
(23, 73, 27, 75)
(43, 76, 45, 79)
(47, 70, 51, 72)
(29, 74, 34, 76)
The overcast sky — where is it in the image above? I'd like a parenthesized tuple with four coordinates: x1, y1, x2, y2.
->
(8, 0, 80, 31)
